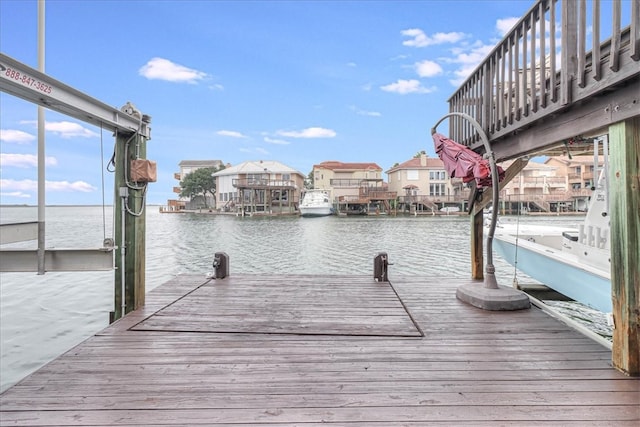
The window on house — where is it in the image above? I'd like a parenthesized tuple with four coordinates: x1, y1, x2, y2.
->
(430, 171, 446, 180)
(407, 170, 419, 180)
(282, 174, 290, 181)
(429, 183, 446, 196)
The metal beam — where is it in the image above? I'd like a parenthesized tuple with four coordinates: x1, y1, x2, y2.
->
(0, 53, 150, 138)
(0, 222, 38, 244)
(0, 248, 114, 272)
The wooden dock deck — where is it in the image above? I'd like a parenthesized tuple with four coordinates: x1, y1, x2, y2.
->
(1, 274, 638, 426)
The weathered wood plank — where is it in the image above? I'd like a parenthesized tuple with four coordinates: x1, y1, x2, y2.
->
(1, 405, 639, 426)
(2, 391, 639, 411)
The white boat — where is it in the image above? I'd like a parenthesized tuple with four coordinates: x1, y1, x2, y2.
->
(492, 169, 611, 313)
(299, 189, 334, 217)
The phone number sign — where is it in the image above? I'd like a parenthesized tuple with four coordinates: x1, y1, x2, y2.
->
(0, 63, 53, 95)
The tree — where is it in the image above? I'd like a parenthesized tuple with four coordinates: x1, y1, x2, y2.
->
(305, 170, 314, 189)
(179, 165, 224, 208)
(413, 150, 426, 158)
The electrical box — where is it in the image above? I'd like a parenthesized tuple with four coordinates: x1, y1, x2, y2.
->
(130, 159, 157, 183)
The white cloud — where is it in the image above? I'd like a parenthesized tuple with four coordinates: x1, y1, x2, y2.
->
(0, 191, 31, 198)
(1, 153, 57, 168)
(217, 130, 246, 138)
(497, 17, 520, 36)
(350, 106, 381, 117)
(45, 121, 99, 138)
(15, 120, 99, 138)
(444, 42, 495, 85)
(0, 179, 95, 192)
(402, 29, 466, 47)
(0, 129, 35, 144)
(238, 147, 270, 155)
(139, 57, 208, 84)
(415, 60, 443, 78)
(390, 54, 410, 61)
(276, 127, 336, 138)
(380, 79, 435, 94)
(264, 137, 290, 145)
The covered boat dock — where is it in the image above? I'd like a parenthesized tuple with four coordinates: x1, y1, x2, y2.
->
(0, 0, 638, 424)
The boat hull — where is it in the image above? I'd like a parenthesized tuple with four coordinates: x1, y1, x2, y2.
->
(300, 208, 333, 218)
(493, 235, 612, 313)
(299, 206, 334, 217)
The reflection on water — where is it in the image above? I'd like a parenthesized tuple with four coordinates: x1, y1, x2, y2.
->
(0, 206, 607, 392)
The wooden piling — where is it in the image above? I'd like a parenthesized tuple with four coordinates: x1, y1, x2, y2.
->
(112, 132, 149, 322)
(609, 117, 640, 376)
(470, 210, 484, 280)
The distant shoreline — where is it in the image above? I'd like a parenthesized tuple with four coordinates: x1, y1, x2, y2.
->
(0, 204, 163, 208)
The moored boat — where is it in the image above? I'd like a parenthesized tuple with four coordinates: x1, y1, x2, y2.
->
(299, 189, 335, 217)
(493, 168, 611, 313)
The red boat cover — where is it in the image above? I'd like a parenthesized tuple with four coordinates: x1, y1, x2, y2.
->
(432, 132, 504, 188)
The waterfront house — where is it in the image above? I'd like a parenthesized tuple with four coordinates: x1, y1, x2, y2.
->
(496, 156, 605, 214)
(386, 153, 468, 214)
(545, 155, 605, 189)
(498, 159, 565, 213)
(164, 159, 224, 211)
(312, 161, 395, 214)
(213, 160, 304, 215)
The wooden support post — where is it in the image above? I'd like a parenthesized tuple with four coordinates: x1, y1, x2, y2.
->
(112, 131, 149, 323)
(609, 118, 640, 376)
(470, 210, 484, 280)
(468, 157, 530, 281)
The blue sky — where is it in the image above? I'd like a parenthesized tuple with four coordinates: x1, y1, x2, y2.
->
(1, 0, 538, 205)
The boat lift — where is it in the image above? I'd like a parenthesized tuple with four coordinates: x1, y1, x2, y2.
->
(0, 52, 152, 321)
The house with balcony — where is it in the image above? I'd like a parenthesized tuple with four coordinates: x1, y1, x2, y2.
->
(386, 153, 469, 214)
(213, 160, 304, 215)
(545, 155, 604, 189)
(312, 161, 395, 215)
(163, 159, 224, 212)
(495, 156, 604, 214)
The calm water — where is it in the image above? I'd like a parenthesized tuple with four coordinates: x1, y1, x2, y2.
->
(0, 206, 608, 392)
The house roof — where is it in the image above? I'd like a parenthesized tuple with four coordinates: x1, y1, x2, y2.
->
(212, 160, 303, 177)
(544, 155, 605, 166)
(385, 156, 444, 173)
(313, 161, 382, 171)
(500, 159, 556, 171)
